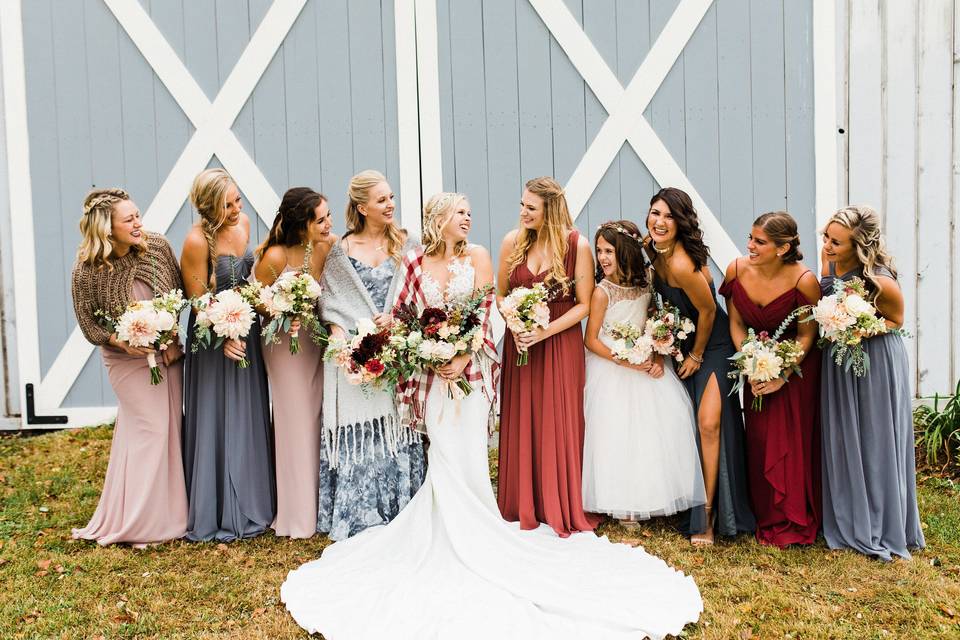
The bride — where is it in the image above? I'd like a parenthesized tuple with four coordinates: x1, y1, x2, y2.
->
(281, 192, 703, 639)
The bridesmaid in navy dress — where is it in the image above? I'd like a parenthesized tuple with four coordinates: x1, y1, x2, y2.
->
(647, 188, 754, 545)
(819, 205, 924, 560)
(720, 211, 821, 548)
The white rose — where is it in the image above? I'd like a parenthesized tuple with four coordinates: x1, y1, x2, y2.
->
(154, 309, 176, 332)
(843, 293, 875, 318)
(417, 340, 438, 361)
(406, 331, 423, 347)
(356, 318, 377, 337)
(433, 341, 457, 361)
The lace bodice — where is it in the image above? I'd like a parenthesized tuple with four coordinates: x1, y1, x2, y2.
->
(597, 279, 651, 345)
(422, 255, 475, 307)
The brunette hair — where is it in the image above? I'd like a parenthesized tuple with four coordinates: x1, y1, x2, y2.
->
(594, 220, 649, 288)
(256, 187, 326, 258)
(753, 211, 802, 263)
(647, 188, 711, 270)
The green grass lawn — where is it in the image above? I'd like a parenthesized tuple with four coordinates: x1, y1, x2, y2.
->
(2, 426, 959, 639)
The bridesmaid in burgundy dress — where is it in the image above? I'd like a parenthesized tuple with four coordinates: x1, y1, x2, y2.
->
(495, 176, 600, 537)
(719, 211, 822, 547)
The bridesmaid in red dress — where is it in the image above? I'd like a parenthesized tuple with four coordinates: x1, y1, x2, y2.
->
(719, 212, 822, 547)
(495, 176, 600, 537)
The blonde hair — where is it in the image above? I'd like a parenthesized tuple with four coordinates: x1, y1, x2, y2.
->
(507, 176, 574, 290)
(345, 169, 405, 260)
(422, 192, 468, 258)
(825, 205, 897, 297)
(189, 168, 236, 287)
(77, 187, 139, 268)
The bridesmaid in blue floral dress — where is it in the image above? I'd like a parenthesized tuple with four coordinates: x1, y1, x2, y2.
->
(317, 170, 426, 540)
(819, 206, 924, 560)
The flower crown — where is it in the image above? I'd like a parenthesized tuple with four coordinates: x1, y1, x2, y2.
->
(598, 221, 643, 245)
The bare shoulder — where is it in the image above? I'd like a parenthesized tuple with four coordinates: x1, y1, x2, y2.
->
(795, 265, 821, 300)
(723, 257, 740, 283)
(575, 233, 592, 251)
(259, 244, 287, 269)
(499, 229, 519, 253)
(182, 225, 207, 255)
(467, 243, 492, 263)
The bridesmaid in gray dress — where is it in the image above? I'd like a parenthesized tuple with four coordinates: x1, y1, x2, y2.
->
(181, 169, 275, 542)
(820, 205, 924, 560)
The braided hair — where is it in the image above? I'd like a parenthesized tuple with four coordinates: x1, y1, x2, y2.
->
(77, 187, 135, 268)
(189, 168, 236, 288)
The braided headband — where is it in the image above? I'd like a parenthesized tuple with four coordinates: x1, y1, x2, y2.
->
(426, 193, 462, 218)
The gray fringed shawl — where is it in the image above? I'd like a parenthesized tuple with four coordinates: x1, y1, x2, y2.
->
(319, 237, 421, 467)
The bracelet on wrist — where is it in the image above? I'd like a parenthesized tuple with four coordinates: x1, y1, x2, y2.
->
(689, 352, 704, 364)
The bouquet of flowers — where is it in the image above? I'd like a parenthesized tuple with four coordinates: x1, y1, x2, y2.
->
(500, 281, 563, 366)
(728, 309, 806, 412)
(392, 285, 492, 396)
(97, 289, 187, 384)
(324, 318, 404, 390)
(191, 285, 258, 368)
(605, 321, 654, 365)
(259, 269, 326, 354)
(645, 303, 695, 363)
(807, 276, 904, 376)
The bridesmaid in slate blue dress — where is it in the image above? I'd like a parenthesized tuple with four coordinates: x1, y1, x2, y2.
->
(181, 169, 275, 542)
(819, 205, 924, 560)
(646, 188, 755, 545)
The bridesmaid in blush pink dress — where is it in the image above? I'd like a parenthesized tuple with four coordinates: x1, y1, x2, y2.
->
(255, 188, 336, 539)
(70, 188, 187, 546)
(496, 177, 600, 537)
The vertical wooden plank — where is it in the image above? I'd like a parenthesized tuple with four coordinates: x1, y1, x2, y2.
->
(315, 0, 351, 233)
(380, 0, 403, 212)
(481, 0, 521, 263)
(551, 0, 586, 213)
(716, 0, 754, 247)
(847, 0, 883, 207)
(682, 3, 721, 219)
(347, 0, 388, 172)
(836, 0, 850, 206)
(435, 0, 456, 189)
(784, 0, 816, 251)
(117, 11, 160, 208)
(748, 0, 786, 215)
(646, 0, 687, 180)
(952, 0, 960, 387)
(581, 0, 620, 230)
(85, 1, 124, 187)
(516, 0, 554, 180)
(281, 0, 320, 187)
(247, 0, 287, 224)
(882, 0, 918, 389)
(916, 0, 953, 395)
(615, 0, 654, 225)
(20, 1, 62, 374)
(182, 0, 219, 102)
(448, 0, 491, 248)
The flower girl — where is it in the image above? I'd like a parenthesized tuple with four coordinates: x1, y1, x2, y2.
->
(583, 221, 705, 523)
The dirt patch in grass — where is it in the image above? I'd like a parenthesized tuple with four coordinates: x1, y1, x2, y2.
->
(2, 427, 959, 639)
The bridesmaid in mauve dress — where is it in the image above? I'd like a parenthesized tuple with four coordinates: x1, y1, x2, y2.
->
(70, 188, 187, 546)
(819, 206, 924, 560)
(720, 211, 822, 548)
(647, 188, 755, 544)
(496, 176, 600, 537)
(254, 187, 336, 539)
(181, 169, 275, 542)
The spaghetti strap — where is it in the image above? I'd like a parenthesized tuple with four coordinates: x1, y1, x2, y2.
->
(735, 258, 740, 278)
(794, 269, 812, 287)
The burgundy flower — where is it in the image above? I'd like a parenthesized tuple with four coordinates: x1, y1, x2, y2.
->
(420, 307, 447, 326)
(364, 358, 385, 375)
(352, 329, 390, 365)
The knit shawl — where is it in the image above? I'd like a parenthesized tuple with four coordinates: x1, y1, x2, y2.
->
(318, 237, 420, 467)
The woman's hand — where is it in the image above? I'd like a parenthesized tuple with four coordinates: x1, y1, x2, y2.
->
(646, 354, 665, 379)
(329, 324, 347, 341)
(515, 327, 549, 352)
(223, 338, 247, 362)
(289, 318, 302, 335)
(161, 342, 183, 366)
(373, 313, 393, 329)
(109, 334, 154, 357)
(437, 353, 471, 380)
(676, 354, 702, 379)
(751, 377, 786, 398)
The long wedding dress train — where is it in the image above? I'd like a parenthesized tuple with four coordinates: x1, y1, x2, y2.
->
(281, 256, 702, 639)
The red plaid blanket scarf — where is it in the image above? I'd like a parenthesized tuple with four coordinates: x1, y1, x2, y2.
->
(393, 247, 501, 433)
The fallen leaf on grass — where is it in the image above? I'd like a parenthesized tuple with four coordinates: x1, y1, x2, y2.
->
(36, 559, 51, 570)
(739, 629, 754, 640)
(939, 604, 957, 619)
(20, 610, 41, 624)
(252, 607, 267, 618)
(216, 543, 229, 553)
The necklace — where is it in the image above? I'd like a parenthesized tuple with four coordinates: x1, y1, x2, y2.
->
(653, 241, 676, 255)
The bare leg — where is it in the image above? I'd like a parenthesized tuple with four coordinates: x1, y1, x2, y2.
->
(691, 373, 721, 546)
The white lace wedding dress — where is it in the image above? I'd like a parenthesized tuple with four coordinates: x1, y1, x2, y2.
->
(281, 257, 703, 639)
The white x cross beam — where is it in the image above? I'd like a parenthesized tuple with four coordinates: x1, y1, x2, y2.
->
(528, 0, 739, 269)
(37, 0, 307, 409)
